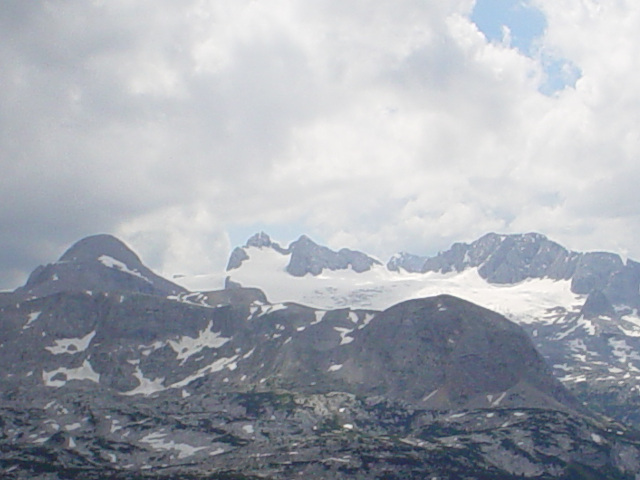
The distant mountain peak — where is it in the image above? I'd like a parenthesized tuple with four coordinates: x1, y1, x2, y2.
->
(59, 233, 142, 266)
(386, 231, 640, 308)
(16, 234, 185, 298)
(227, 232, 381, 276)
(245, 231, 276, 249)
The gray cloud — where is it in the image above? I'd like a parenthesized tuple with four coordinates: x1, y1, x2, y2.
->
(3, 0, 640, 289)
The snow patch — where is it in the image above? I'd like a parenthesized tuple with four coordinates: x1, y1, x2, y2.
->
(42, 359, 100, 387)
(609, 338, 640, 363)
(422, 389, 438, 402)
(312, 310, 327, 325)
(490, 392, 506, 407)
(98, 255, 152, 284)
(357, 313, 376, 330)
(257, 304, 288, 316)
(140, 431, 207, 459)
(212, 262, 583, 327)
(170, 355, 239, 388)
(334, 327, 354, 345)
(242, 424, 254, 434)
(139, 341, 165, 356)
(122, 367, 166, 396)
(577, 316, 596, 335)
(620, 310, 640, 337)
(168, 321, 230, 363)
(45, 331, 96, 355)
(23, 311, 42, 329)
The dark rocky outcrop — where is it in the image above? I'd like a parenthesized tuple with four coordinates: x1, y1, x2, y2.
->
(580, 289, 616, 319)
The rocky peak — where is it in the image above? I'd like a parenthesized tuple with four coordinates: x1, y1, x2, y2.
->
(286, 235, 381, 276)
(472, 232, 576, 283)
(15, 234, 185, 298)
(245, 231, 276, 249)
(386, 251, 427, 272)
(388, 232, 640, 305)
(226, 232, 290, 271)
(389, 232, 575, 282)
(58, 234, 142, 266)
(580, 289, 616, 319)
(227, 233, 381, 277)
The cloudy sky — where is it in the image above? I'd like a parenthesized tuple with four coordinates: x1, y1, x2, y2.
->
(2, 0, 640, 290)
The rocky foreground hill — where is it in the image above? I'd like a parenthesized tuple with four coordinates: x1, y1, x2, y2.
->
(1, 235, 640, 479)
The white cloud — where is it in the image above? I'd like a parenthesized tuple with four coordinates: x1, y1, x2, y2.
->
(3, 0, 640, 288)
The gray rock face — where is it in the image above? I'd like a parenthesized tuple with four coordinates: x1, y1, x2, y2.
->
(389, 232, 640, 304)
(605, 259, 640, 304)
(2, 386, 636, 480)
(14, 234, 185, 298)
(571, 251, 625, 294)
(389, 233, 577, 282)
(387, 251, 427, 273)
(246, 231, 277, 249)
(226, 246, 250, 270)
(580, 290, 616, 318)
(286, 235, 381, 276)
(345, 295, 578, 411)
(227, 232, 382, 276)
(226, 232, 288, 270)
(1, 285, 637, 479)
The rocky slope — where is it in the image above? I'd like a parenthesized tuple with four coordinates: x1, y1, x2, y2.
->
(2, 235, 639, 478)
(217, 232, 640, 429)
(389, 232, 640, 428)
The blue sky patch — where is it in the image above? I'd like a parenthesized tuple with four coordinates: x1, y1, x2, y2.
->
(538, 56, 582, 95)
(471, 0, 546, 54)
(471, 0, 581, 94)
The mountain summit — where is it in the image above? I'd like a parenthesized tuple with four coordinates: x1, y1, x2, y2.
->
(388, 232, 640, 302)
(227, 232, 381, 276)
(14, 234, 185, 298)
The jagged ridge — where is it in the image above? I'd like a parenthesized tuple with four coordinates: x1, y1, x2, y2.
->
(227, 232, 381, 276)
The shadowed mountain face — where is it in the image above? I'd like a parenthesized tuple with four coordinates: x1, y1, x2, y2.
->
(1, 234, 640, 479)
(13, 234, 185, 299)
(347, 296, 579, 411)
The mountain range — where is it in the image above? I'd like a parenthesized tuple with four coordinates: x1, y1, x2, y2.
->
(213, 232, 640, 428)
(1, 232, 640, 479)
